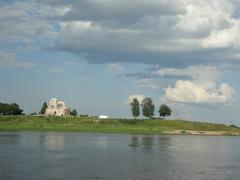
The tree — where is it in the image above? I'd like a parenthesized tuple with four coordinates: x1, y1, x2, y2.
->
(130, 98, 140, 118)
(0, 103, 9, 115)
(141, 97, 155, 119)
(0, 102, 23, 115)
(70, 109, 77, 116)
(159, 104, 172, 119)
(40, 102, 48, 115)
(10, 103, 23, 115)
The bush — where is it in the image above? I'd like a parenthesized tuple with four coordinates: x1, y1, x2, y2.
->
(229, 124, 238, 128)
(80, 114, 88, 117)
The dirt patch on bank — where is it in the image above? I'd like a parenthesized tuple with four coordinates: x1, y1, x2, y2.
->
(164, 130, 240, 136)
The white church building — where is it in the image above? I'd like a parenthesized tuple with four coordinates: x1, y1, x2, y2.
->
(45, 98, 70, 116)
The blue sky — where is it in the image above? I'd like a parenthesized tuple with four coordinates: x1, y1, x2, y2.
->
(0, 0, 240, 124)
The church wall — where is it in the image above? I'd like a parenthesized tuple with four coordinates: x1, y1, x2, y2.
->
(45, 98, 71, 116)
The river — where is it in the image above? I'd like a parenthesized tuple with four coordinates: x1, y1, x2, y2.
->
(0, 132, 239, 180)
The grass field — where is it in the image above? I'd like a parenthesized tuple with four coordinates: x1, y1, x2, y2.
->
(0, 116, 239, 135)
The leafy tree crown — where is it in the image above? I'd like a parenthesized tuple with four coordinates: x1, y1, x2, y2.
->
(130, 98, 140, 118)
(159, 104, 172, 118)
(70, 109, 78, 116)
(141, 97, 155, 119)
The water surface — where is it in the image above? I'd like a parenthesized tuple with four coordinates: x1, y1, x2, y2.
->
(0, 132, 240, 180)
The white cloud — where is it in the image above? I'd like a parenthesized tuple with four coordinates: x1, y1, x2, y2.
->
(127, 94, 146, 104)
(177, 0, 234, 32)
(0, 51, 36, 68)
(107, 63, 123, 74)
(202, 22, 240, 48)
(60, 21, 93, 31)
(41, 5, 72, 18)
(177, 5, 210, 32)
(219, 83, 235, 100)
(0, 0, 234, 66)
(49, 0, 240, 66)
(165, 80, 235, 103)
(1, 0, 240, 68)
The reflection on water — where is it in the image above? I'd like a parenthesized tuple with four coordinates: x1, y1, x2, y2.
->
(0, 134, 18, 144)
(97, 136, 108, 148)
(0, 132, 240, 180)
(129, 136, 140, 147)
(141, 136, 154, 150)
(129, 136, 154, 151)
(44, 134, 66, 150)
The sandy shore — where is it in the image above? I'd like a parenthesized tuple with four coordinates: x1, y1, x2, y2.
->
(164, 130, 240, 136)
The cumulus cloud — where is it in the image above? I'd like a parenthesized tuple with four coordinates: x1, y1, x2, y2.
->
(202, 22, 240, 48)
(176, 0, 234, 33)
(165, 80, 235, 103)
(49, 0, 240, 66)
(125, 64, 226, 96)
(1, 0, 240, 67)
(107, 63, 123, 74)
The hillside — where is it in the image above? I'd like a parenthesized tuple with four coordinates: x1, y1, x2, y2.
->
(0, 116, 239, 135)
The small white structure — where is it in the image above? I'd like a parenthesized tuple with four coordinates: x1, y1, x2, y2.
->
(45, 98, 70, 116)
(98, 115, 108, 119)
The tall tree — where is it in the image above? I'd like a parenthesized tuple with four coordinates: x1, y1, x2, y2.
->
(70, 109, 77, 116)
(40, 102, 48, 115)
(141, 97, 155, 119)
(159, 104, 172, 119)
(130, 98, 140, 118)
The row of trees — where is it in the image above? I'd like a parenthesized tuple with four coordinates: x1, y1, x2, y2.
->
(39, 102, 78, 116)
(130, 97, 171, 119)
(0, 103, 23, 115)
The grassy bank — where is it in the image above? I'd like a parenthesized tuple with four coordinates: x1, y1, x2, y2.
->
(0, 116, 239, 135)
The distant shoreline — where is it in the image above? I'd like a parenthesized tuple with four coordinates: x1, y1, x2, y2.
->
(0, 116, 239, 136)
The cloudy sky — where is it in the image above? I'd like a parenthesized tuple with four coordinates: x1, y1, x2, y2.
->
(1, 0, 240, 124)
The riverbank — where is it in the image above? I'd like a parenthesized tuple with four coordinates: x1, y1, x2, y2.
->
(0, 116, 239, 136)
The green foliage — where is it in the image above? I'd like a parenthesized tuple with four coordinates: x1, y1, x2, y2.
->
(70, 109, 78, 116)
(130, 98, 140, 118)
(159, 104, 172, 119)
(141, 97, 155, 119)
(0, 102, 23, 115)
(229, 124, 238, 128)
(80, 114, 88, 117)
(30, 112, 38, 115)
(40, 102, 48, 115)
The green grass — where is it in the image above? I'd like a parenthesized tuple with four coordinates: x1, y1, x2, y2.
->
(0, 115, 239, 134)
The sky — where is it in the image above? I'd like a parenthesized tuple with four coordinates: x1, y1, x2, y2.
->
(0, 0, 240, 124)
